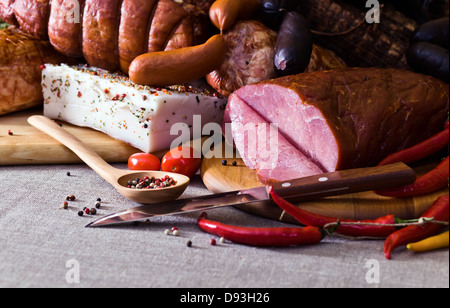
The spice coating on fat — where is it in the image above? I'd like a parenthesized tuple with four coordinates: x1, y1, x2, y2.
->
(42, 64, 227, 153)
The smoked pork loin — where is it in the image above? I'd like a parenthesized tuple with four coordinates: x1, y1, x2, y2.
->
(0, 27, 74, 115)
(224, 67, 449, 184)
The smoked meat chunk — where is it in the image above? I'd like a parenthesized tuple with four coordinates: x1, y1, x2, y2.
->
(224, 68, 449, 183)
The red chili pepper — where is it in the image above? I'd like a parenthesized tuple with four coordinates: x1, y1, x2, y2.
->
(384, 195, 449, 259)
(197, 213, 327, 247)
(378, 122, 449, 166)
(375, 156, 449, 198)
(269, 186, 399, 238)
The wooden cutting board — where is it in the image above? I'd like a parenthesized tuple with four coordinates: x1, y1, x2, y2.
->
(0, 108, 161, 165)
(200, 145, 449, 222)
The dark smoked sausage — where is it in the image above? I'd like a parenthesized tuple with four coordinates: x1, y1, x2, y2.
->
(258, 0, 302, 29)
(407, 42, 449, 83)
(407, 17, 449, 83)
(274, 11, 313, 77)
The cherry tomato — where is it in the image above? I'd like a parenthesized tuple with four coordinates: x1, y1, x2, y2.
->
(161, 146, 202, 178)
(128, 153, 161, 171)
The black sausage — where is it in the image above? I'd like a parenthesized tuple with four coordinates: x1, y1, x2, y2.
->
(274, 11, 312, 77)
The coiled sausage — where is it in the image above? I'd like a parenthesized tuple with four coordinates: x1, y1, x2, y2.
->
(13, 0, 50, 39)
(82, 0, 122, 72)
(48, 0, 84, 58)
(118, 0, 157, 73)
(0, 0, 214, 80)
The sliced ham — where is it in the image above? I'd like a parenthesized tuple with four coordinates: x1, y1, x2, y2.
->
(226, 93, 324, 184)
(224, 67, 449, 184)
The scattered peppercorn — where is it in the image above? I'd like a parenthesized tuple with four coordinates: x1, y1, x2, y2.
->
(69, 195, 76, 201)
(95, 201, 101, 209)
(210, 238, 217, 246)
(78, 211, 84, 217)
(96, 198, 102, 202)
(90, 208, 97, 215)
(221, 160, 227, 166)
(8, 130, 13, 136)
(173, 229, 180, 236)
(66, 172, 71, 176)
(187, 240, 192, 247)
(232, 161, 237, 166)
(164, 229, 171, 235)
(219, 237, 226, 243)
(63, 201, 69, 209)
(84, 208, 90, 215)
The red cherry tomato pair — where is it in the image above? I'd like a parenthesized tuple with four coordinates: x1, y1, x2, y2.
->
(128, 146, 202, 178)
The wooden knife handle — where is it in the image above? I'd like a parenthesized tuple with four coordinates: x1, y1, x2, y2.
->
(270, 162, 416, 202)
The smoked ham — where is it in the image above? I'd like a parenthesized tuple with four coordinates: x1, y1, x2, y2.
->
(0, 27, 74, 115)
(223, 68, 449, 184)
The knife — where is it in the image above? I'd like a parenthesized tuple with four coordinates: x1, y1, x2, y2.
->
(85, 162, 416, 227)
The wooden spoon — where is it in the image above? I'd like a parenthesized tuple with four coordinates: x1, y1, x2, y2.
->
(27, 115, 190, 204)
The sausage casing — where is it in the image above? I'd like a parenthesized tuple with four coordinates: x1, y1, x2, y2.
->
(274, 11, 312, 76)
(129, 34, 226, 87)
(209, 0, 259, 31)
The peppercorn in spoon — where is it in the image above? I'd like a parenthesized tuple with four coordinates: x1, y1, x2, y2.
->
(27, 115, 190, 204)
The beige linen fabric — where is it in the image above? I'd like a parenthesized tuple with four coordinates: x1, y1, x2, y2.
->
(0, 164, 448, 288)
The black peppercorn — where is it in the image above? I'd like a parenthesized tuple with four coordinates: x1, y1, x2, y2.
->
(78, 211, 84, 217)
(221, 159, 227, 166)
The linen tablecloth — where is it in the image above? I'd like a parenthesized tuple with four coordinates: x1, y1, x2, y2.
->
(0, 163, 448, 289)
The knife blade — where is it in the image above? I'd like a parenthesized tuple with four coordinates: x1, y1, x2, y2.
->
(86, 162, 416, 227)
